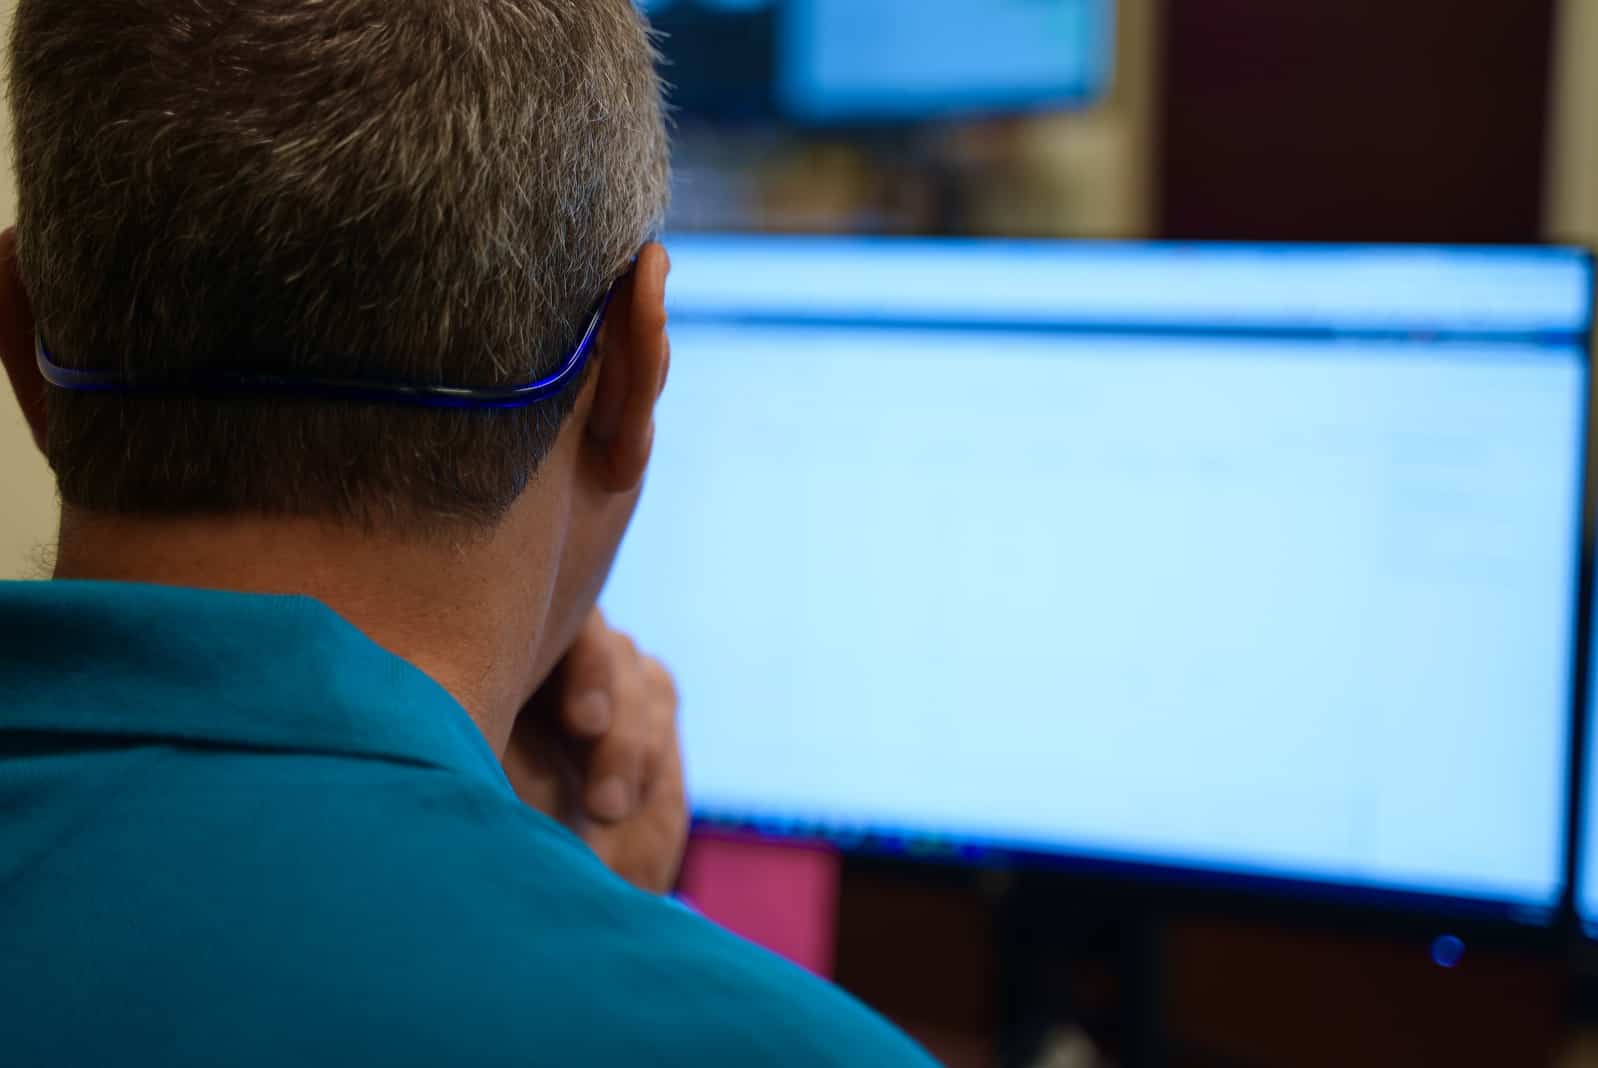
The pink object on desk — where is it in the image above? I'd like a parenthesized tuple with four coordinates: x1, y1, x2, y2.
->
(678, 832, 843, 979)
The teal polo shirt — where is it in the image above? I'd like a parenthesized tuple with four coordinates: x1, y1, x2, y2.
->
(0, 581, 934, 1067)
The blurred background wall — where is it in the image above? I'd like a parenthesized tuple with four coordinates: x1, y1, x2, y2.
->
(1158, 0, 1556, 243)
(0, 2, 52, 578)
(1550, 0, 1598, 249)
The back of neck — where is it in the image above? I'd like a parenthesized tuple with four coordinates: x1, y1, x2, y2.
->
(52, 506, 557, 756)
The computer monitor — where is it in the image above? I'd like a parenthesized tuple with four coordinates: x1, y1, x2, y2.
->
(602, 236, 1593, 924)
(641, 0, 1114, 123)
(780, 0, 1114, 122)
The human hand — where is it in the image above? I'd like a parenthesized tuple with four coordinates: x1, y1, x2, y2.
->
(503, 610, 688, 894)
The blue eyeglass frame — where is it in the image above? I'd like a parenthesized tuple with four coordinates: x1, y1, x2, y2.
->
(35, 273, 625, 411)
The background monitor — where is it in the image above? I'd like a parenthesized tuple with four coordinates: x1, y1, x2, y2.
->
(602, 236, 1592, 924)
(641, 0, 1115, 123)
(779, 0, 1114, 122)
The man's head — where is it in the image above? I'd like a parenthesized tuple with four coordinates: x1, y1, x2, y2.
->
(0, 0, 673, 686)
(1, 0, 669, 525)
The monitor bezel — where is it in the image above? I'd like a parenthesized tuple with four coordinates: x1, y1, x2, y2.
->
(1566, 245, 1598, 946)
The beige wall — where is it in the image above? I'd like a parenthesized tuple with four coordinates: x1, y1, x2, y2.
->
(953, 0, 1160, 239)
(0, 2, 57, 578)
(1549, 0, 1598, 246)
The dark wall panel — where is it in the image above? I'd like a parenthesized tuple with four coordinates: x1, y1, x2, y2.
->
(1159, 0, 1557, 243)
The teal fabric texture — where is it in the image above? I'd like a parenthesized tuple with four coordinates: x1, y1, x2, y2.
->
(0, 581, 935, 1067)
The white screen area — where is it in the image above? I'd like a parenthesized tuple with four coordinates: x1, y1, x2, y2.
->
(603, 239, 1590, 912)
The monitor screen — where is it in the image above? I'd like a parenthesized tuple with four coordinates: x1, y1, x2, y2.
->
(780, 0, 1114, 122)
(602, 236, 1592, 922)
(640, 0, 1114, 123)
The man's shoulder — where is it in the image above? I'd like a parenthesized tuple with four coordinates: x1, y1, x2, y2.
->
(319, 781, 936, 1066)
(4, 745, 936, 1067)
(482, 805, 937, 1066)
(585, 893, 934, 1065)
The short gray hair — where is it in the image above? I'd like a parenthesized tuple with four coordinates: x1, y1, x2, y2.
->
(9, 0, 669, 529)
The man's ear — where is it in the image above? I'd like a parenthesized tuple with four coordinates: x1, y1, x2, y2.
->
(586, 242, 670, 493)
(0, 228, 46, 455)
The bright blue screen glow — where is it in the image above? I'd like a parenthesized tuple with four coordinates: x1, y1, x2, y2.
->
(780, 0, 1114, 121)
(604, 236, 1590, 916)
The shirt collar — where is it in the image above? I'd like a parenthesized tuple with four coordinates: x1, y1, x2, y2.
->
(0, 579, 512, 791)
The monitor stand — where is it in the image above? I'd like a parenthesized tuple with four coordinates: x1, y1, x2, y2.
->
(998, 879, 1169, 1068)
